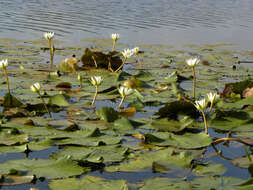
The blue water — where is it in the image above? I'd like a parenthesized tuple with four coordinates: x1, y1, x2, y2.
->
(0, 0, 253, 48)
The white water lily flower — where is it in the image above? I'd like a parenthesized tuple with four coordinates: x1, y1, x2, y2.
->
(119, 86, 133, 97)
(186, 58, 200, 67)
(194, 98, 207, 111)
(43, 32, 55, 40)
(90, 76, 103, 86)
(132, 47, 140, 55)
(207, 92, 219, 103)
(111, 33, 120, 41)
(121, 48, 134, 59)
(30, 82, 41, 93)
(0, 59, 8, 69)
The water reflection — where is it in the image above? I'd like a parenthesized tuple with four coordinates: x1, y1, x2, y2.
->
(0, 0, 253, 48)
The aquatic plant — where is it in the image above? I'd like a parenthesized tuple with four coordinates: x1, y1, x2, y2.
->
(78, 73, 83, 89)
(207, 92, 219, 112)
(43, 32, 55, 73)
(118, 86, 133, 109)
(0, 59, 10, 94)
(194, 98, 208, 134)
(132, 47, 142, 65)
(186, 58, 200, 99)
(30, 82, 51, 118)
(114, 48, 134, 72)
(111, 33, 119, 51)
(90, 76, 103, 107)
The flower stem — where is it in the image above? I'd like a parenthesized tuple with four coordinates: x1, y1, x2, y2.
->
(114, 57, 127, 72)
(91, 85, 98, 107)
(118, 96, 125, 109)
(201, 110, 208, 134)
(79, 80, 83, 89)
(137, 55, 141, 65)
(38, 92, 51, 118)
(209, 101, 214, 112)
(48, 40, 54, 73)
(3, 68, 10, 94)
(112, 40, 116, 51)
(192, 67, 196, 99)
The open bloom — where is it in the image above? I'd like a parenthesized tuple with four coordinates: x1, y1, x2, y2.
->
(186, 58, 200, 67)
(121, 49, 134, 59)
(90, 76, 103, 86)
(111, 33, 120, 41)
(207, 92, 219, 103)
(30, 82, 41, 93)
(43, 32, 55, 40)
(119, 86, 133, 97)
(0, 59, 8, 69)
(194, 98, 207, 111)
(132, 47, 140, 55)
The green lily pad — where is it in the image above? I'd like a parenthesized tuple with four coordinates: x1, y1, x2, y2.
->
(48, 94, 69, 106)
(0, 157, 84, 179)
(144, 132, 212, 149)
(96, 107, 120, 122)
(49, 175, 132, 190)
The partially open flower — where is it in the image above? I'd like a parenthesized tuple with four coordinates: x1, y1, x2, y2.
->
(0, 59, 8, 69)
(121, 49, 134, 59)
(30, 82, 41, 93)
(207, 92, 219, 103)
(90, 76, 103, 86)
(186, 58, 200, 67)
(119, 86, 133, 97)
(111, 33, 120, 41)
(43, 32, 55, 40)
(132, 47, 140, 55)
(194, 98, 207, 111)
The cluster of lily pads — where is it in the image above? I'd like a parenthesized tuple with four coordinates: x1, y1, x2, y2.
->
(1, 33, 253, 189)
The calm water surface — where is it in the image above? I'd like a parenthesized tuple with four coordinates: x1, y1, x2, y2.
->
(1, 0, 253, 48)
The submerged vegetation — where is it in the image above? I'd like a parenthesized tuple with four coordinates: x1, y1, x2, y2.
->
(1, 33, 253, 189)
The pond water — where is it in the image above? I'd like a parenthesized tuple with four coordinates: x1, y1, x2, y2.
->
(1, 0, 253, 49)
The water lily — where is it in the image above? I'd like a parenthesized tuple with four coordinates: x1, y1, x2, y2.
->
(132, 47, 142, 65)
(121, 48, 134, 59)
(111, 33, 119, 41)
(43, 32, 55, 40)
(0, 59, 10, 94)
(111, 33, 119, 51)
(114, 48, 134, 72)
(30, 82, 41, 93)
(43, 32, 55, 73)
(30, 82, 51, 118)
(0, 59, 8, 69)
(186, 57, 200, 99)
(90, 76, 103, 107)
(207, 92, 219, 112)
(194, 98, 208, 134)
(90, 76, 103, 86)
(118, 86, 133, 109)
(186, 58, 200, 67)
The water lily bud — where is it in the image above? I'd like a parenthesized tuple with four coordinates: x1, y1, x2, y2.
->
(78, 73, 82, 81)
(207, 92, 219, 103)
(30, 82, 41, 93)
(186, 58, 200, 67)
(118, 86, 133, 97)
(111, 33, 120, 41)
(90, 76, 103, 86)
(0, 59, 8, 69)
(132, 47, 140, 55)
(43, 32, 54, 40)
(194, 98, 207, 111)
